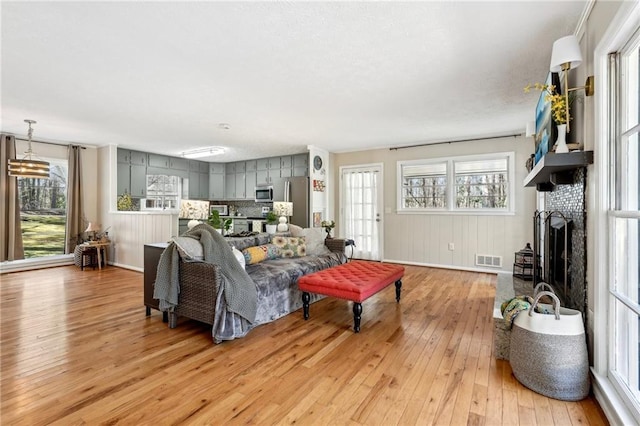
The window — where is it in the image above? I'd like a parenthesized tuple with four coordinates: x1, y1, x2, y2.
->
(397, 152, 514, 213)
(608, 33, 640, 419)
(145, 174, 181, 210)
(17, 157, 68, 258)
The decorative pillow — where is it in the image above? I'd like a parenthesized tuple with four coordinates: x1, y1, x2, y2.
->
(242, 244, 281, 265)
(288, 224, 304, 236)
(172, 236, 203, 261)
(231, 246, 246, 269)
(271, 236, 307, 258)
(299, 227, 331, 256)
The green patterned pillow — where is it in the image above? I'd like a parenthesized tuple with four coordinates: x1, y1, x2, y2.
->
(271, 236, 307, 258)
(242, 244, 281, 265)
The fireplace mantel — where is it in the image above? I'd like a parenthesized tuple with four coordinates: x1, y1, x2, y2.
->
(523, 151, 594, 191)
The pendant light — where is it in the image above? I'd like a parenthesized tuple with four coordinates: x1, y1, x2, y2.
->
(7, 119, 50, 179)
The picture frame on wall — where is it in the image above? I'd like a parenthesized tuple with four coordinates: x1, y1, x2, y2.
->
(534, 72, 561, 164)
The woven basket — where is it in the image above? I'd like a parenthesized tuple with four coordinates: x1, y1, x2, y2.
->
(509, 291, 590, 401)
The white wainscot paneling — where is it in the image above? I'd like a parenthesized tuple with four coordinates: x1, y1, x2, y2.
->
(108, 212, 177, 270)
(384, 213, 522, 272)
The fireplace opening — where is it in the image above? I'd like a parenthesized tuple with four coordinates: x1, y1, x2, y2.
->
(533, 211, 572, 302)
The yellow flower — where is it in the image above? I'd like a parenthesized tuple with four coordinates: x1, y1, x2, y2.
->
(524, 82, 575, 125)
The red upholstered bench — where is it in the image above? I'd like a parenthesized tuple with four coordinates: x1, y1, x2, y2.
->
(298, 260, 405, 332)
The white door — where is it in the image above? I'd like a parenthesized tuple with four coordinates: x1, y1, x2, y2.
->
(340, 164, 383, 260)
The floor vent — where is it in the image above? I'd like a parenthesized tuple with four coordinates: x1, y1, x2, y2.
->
(475, 254, 502, 268)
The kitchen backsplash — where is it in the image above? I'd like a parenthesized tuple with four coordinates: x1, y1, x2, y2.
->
(179, 200, 210, 219)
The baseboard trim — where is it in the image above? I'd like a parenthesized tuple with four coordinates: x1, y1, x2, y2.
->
(0, 255, 74, 274)
(382, 258, 502, 275)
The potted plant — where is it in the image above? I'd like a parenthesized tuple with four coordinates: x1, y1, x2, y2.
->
(265, 210, 278, 234)
(524, 81, 579, 153)
(208, 210, 232, 235)
(321, 220, 335, 239)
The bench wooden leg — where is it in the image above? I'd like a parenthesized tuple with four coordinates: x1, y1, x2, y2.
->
(353, 302, 362, 333)
(302, 292, 310, 320)
(395, 279, 402, 302)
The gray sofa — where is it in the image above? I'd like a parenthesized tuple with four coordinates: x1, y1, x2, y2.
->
(171, 232, 347, 342)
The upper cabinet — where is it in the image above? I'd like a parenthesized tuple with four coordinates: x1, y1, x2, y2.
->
(116, 148, 310, 200)
(117, 149, 147, 196)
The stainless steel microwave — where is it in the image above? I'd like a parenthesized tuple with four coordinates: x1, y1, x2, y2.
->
(255, 185, 274, 203)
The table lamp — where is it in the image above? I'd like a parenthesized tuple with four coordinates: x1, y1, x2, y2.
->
(273, 202, 293, 232)
(85, 222, 101, 241)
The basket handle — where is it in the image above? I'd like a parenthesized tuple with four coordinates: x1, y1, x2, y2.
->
(533, 282, 555, 298)
(529, 290, 561, 320)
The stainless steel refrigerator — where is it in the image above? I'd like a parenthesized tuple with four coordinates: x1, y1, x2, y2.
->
(273, 176, 309, 228)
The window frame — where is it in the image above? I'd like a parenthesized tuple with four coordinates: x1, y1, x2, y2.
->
(396, 151, 516, 215)
(607, 29, 640, 421)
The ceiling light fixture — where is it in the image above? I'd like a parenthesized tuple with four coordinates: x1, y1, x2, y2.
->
(549, 35, 595, 133)
(7, 119, 50, 179)
(181, 146, 226, 159)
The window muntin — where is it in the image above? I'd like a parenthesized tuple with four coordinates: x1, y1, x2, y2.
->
(398, 152, 514, 213)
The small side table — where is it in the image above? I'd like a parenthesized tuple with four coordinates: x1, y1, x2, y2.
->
(79, 241, 111, 270)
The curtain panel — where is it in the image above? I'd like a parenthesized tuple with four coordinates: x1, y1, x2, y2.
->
(65, 145, 83, 254)
(0, 134, 25, 261)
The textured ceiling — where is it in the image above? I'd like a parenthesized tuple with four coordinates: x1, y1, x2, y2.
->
(1, 1, 587, 162)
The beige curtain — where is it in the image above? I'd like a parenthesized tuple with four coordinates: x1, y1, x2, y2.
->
(65, 145, 83, 254)
(0, 134, 25, 260)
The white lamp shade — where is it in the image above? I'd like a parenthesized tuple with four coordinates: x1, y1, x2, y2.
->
(550, 35, 582, 72)
(85, 222, 100, 233)
(273, 202, 293, 217)
(526, 121, 535, 137)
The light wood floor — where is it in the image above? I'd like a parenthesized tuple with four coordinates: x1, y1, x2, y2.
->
(1, 264, 607, 425)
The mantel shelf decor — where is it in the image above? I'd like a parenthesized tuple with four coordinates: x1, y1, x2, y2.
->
(523, 151, 593, 191)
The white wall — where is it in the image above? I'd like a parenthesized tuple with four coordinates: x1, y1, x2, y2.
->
(333, 135, 536, 272)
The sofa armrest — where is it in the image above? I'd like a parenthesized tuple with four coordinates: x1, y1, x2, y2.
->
(171, 260, 221, 327)
(324, 238, 346, 254)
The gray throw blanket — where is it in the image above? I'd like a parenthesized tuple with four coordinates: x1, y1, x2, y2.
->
(153, 223, 257, 323)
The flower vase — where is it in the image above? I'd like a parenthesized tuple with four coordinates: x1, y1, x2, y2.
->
(555, 124, 569, 153)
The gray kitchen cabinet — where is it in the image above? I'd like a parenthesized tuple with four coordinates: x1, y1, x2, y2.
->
(199, 162, 209, 173)
(225, 171, 236, 199)
(245, 160, 257, 172)
(188, 171, 200, 199)
(235, 173, 246, 198)
(280, 167, 292, 178)
(148, 154, 169, 168)
(235, 162, 246, 173)
(209, 162, 225, 174)
(293, 154, 308, 176)
(130, 164, 147, 197)
(187, 171, 209, 199)
(129, 151, 147, 166)
(198, 172, 209, 199)
(117, 149, 130, 163)
(117, 164, 130, 196)
(233, 219, 249, 233)
(226, 162, 236, 174)
(169, 157, 188, 171)
(209, 173, 224, 200)
(280, 155, 292, 169)
(256, 158, 270, 170)
(245, 171, 256, 200)
(189, 160, 201, 172)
